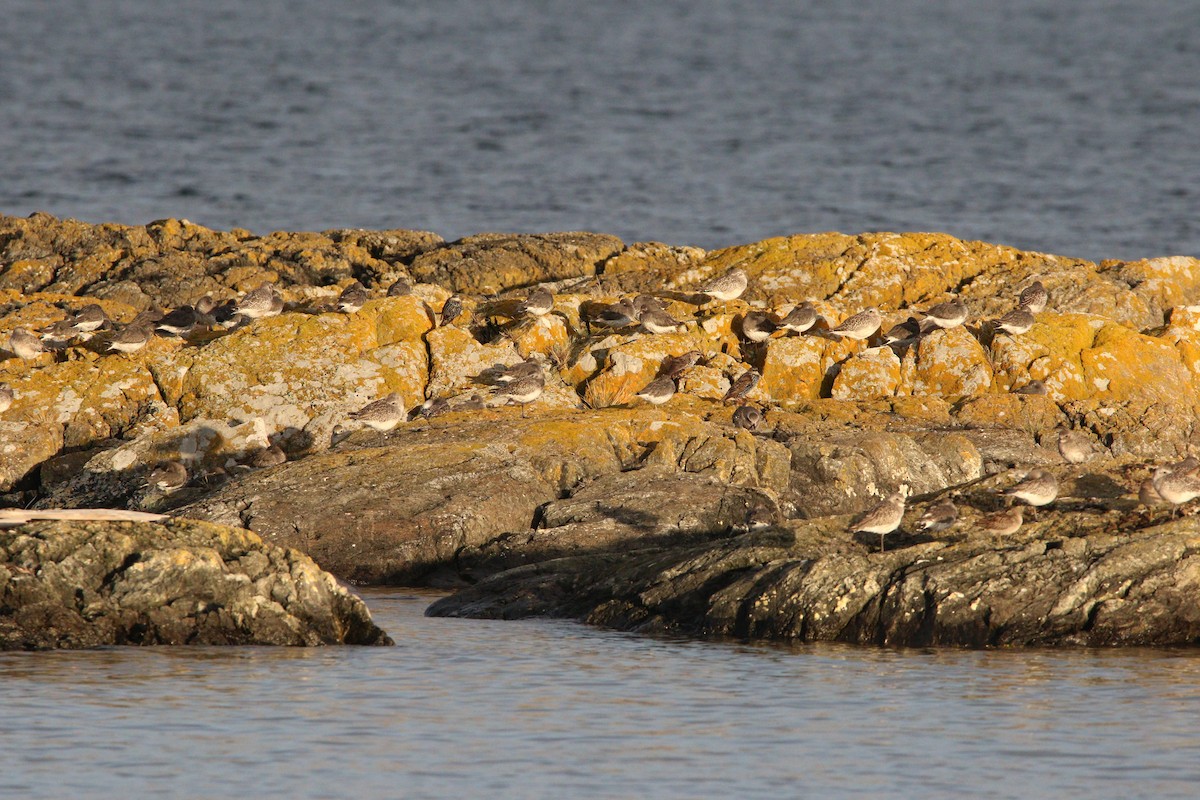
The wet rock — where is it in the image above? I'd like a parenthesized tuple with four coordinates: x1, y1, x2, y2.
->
(0, 517, 392, 649)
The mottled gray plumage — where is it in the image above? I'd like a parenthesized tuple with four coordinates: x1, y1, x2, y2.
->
(992, 308, 1036, 335)
(0, 385, 13, 413)
(1057, 428, 1095, 464)
(1004, 469, 1058, 506)
(978, 506, 1024, 537)
(636, 376, 676, 405)
(8, 327, 44, 359)
(1018, 281, 1049, 313)
(731, 404, 762, 432)
(696, 268, 748, 303)
(1151, 465, 1200, 510)
(337, 281, 369, 313)
(849, 489, 908, 552)
(740, 310, 778, 342)
(830, 308, 882, 340)
(919, 299, 969, 332)
(779, 302, 817, 334)
(237, 284, 283, 319)
(723, 369, 760, 403)
(914, 499, 959, 532)
(349, 392, 406, 431)
(493, 372, 545, 416)
(147, 460, 188, 491)
(517, 286, 554, 317)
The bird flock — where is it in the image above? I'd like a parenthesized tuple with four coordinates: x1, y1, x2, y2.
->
(2, 265, 1196, 544)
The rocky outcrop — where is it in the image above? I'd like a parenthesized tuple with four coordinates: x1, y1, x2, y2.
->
(0, 517, 393, 649)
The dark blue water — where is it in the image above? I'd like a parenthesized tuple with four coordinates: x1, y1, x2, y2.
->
(2, 592, 1199, 799)
(0, 0, 1197, 260)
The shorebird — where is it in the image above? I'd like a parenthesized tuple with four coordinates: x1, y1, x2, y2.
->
(1004, 469, 1058, 507)
(107, 325, 152, 354)
(830, 308, 882, 341)
(416, 397, 451, 419)
(0, 385, 13, 413)
(731, 404, 762, 432)
(636, 376, 676, 406)
(849, 487, 908, 552)
(914, 498, 959, 533)
(1151, 465, 1200, 516)
(440, 295, 466, 326)
(493, 372, 545, 417)
(740, 310, 779, 342)
(1057, 428, 1095, 464)
(156, 305, 201, 336)
(387, 278, 413, 297)
(660, 351, 703, 380)
(633, 295, 665, 318)
(978, 506, 1024, 538)
(883, 318, 922, 345)
(337, 281, 369, 313)
(482, 357, 543, 386)
(695, 268, 748, 313)
(8, 328, 44, 360)
(517, 286, 554, 318)
(992, 308, 1036, 336)
(1013, 380, 1048, 396)
(779, 302, 817, 335)
(590, 299, 638, 330)
(1018, 281, 1049, 313)
(69, 304, 108, 333)
(236, 284, 284, 319)
(247, 444, 287, 469)
(146, 460, 188, 492)
(1139, 477, 1166, 509)
(349, 392, 407, 431)
(639, 307, 683, 335)
(38, 320, 77, 350)
(723, 368, 761, 404)
(919, 299, 969, 332)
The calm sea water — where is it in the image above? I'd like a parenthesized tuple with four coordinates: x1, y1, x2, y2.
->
(0, 0, 1197, 260)
(2, 591, 1199, 799)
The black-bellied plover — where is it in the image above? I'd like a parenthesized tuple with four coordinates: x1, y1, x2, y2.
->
(349, 392, 407, 431)
(247, 444, 287, 469)
(696, 268, 748, 311)
(69, 304, 109, 333)
(387, 277, 413, 297)
(237, 284, 284, 319)
(660, 350, 703, 379)
(992, 308, 1036, 336)
(493, 372, 545, 417)
(849, 487, 908, 552)
(978, 505, 1024, 538)
(740, 310, 778, 342)
(830, 308, 882, 341)
(723, 368, 761, 404)
(1013, 379, 1048, 395)
(517, 287, 554, 318)
(779, 302, 817, 334)
(1057, 428, 1095, 464)
(8, 328, 44, 360)
(440, 295, 466, 326)
(914, 498, 958, 532)
(1003, 469, 1058, 506)
(147, 460, 188, 492)
(636, 375, 676, 406)
(0, 385, 13, 413)
(731, 404, 762, 432)
(1018, 281, 1049, 313)
(639, 307, 683, 335)
(919, 299, 969, 332)
(337, 281, 369, 313)
(107, 325, 152, 354)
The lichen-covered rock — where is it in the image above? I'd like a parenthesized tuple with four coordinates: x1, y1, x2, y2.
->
(760, 336, 859, 403)
(906, 326, 993, 401)
(830, 346, 901, 401)
(0, 517, 392, 649)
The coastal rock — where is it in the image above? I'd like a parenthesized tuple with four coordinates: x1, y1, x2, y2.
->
(0, 517, 392, 649)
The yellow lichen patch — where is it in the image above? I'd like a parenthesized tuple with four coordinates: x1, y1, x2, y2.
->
(426, 325, 521, 398)
(908, 327, 992, 402)
(1079, 324, 1197, 406)
(831, 347, 901, 401)
(508, 314, 572, 359)
(989, 314, 1098, 401)
(370, 296, 435, 344)
(1106, 256, 1200, 319)
(954, 393, 1063, 434)
(581, 329, 717, 409)
(760, 336, 859, 402)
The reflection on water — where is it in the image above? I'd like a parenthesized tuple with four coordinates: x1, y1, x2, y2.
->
(3, 590, 1200, 799)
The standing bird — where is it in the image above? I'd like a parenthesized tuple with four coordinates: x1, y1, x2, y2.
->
(914, 498, 959, 533)
(349, 392, 407, 432)
(107, 325, 152, 354)
(919, 299, 969, 332)
(1057, 428, 1095, 464)
(1004, 469, 1059, 507)
(493, 372, 545, 417)
(1018, 281, 1049, 313)
(1013, 380, 1049, 396)
(8, 328, 44, 360)
(779, 302, 818, 335)
(639, 307, 683, 335)
(731, 404, 762, 432)
(440, 295, 466, 326)
(517, 286, 554, 318)
(660, 350, 703, 380)
(978, 506, 1025, 538)
(337, 281, 370, 313)
(849, 488, 908, 552)
(146, 460, 188, 492)
(740, 310, 779, 342)
(723, 368, 761, 404)
(69, 304, 109, 333)
(992, 308, 1036, 336)
(236, 284, 284, 319)
(695, 268, 748, 313)
(636, 376, 676, 406)
(387, 278, 413, 297)
(1151, 465, 1200, 516)
(830, 308, 882, 341)
(0, 385, 14, 413)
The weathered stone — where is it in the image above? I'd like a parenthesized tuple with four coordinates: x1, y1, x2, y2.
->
(0, 517, 392, 649)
